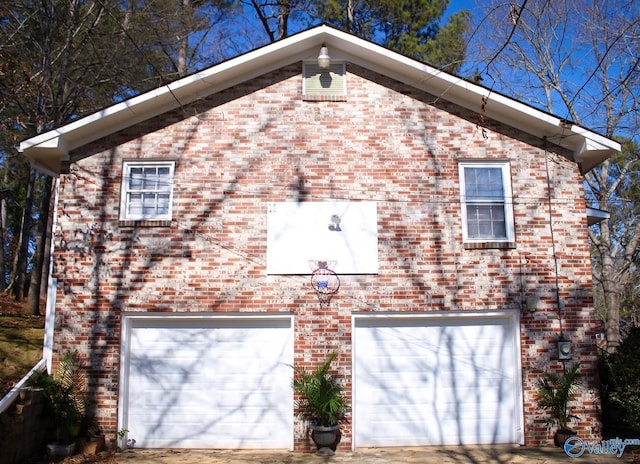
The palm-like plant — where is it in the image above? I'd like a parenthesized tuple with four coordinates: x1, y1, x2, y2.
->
(28, 352, 86, 443)
(292, 352, 348, 427)
(538, 362, 581, 432)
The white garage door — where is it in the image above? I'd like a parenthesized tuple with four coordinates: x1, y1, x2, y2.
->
(121, 316, 293, 449)
(353, 313, 522, 447)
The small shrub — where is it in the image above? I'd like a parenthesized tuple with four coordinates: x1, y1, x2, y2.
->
(27, 352, 86, 443)
(538, 363, 581, 432)
(292, 352, 349, 427)
(599, 327, 640, 438)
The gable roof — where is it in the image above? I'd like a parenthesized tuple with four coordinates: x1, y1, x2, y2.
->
(19, 24, 619, 176)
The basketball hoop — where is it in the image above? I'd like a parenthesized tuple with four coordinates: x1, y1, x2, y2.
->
(309, 260, 340, 308)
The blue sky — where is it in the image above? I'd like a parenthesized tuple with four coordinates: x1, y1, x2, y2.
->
(444, 0, 479, 20)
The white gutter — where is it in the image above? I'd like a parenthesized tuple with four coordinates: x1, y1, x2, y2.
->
(0, 358, 46, 415)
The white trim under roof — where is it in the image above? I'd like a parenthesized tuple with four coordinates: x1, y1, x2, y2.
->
(19, 25, 620, 175)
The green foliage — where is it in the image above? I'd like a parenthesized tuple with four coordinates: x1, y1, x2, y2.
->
(317, 0, 471, 73)
(537, 363, 581, 431)
(292, 352, 349, 427)
(27, 352, 87, 443)
(600, 327, 640, 438)
(422, 10, 471, 73)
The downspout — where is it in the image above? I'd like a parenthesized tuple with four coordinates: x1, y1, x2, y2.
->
(543, 138, 565, 340)
(543, 137, 577, 374)
(43, 177, 60, 374)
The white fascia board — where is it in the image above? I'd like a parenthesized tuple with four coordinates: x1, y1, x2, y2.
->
(18, 88, 177, 155)
(20, 25, 620, 175)
(326, 31, 620, 169)
(572, 124, 620, 151)
(573, 126, 622, 172)
(19, 28, 326, 171)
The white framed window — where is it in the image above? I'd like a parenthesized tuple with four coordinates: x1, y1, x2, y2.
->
(120, 161, 175, 221)
(459, 161, 514, 243)
(302, 62, 346, 98)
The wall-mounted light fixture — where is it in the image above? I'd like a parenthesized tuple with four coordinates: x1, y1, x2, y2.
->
(317, 45, 331, 69)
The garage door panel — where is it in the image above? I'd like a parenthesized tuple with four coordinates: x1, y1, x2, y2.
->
(124, 317, 293, 449)
(363, 390, 434, 407)
(354, 315, 521, 447)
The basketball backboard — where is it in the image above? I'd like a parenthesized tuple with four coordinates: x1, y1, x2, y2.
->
(266, 201, 378, 274)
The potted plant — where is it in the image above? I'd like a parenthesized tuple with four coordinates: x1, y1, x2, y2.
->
(76, 420, 106, 455)
(537, 362, 581, 447)
(292, 352, 349, 456)
(28, 352, 86, 458)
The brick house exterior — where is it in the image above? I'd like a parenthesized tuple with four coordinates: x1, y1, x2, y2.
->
(20, 25, 619, 451)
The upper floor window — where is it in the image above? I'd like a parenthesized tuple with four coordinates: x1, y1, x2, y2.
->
(120, 161, 175, 221)
(459, 161, 514, 244)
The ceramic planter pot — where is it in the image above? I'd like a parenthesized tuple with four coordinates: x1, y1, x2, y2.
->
(76, 435, 106, 455)
(554, 429, 576, 447)
(311, 424, 341, 456)
(46, 442, 76, 458)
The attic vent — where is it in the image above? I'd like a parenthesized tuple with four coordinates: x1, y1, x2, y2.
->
(303, 62, 346, 101)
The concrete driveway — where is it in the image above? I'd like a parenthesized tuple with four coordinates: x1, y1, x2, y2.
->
(111, 445, 639, 463)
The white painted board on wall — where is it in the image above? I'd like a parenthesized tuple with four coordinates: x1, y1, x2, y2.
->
(266, 201, 378, 274)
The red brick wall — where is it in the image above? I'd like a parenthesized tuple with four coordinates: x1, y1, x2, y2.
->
(53, 63, 600, 449)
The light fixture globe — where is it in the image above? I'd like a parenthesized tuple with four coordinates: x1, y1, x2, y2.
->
(317, 46, 331, 69)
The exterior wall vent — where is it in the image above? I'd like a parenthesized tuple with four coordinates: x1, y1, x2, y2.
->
(303, 62, 346, 101)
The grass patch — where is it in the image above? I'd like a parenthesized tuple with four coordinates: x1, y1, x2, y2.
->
(0, 298, 44, 397)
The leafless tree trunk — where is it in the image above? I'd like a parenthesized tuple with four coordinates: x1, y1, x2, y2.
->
(178, 0, 190, 74)
(27, 176, 53, 315)
(277, 0, 289, 39)
(38, 179, 57, 308)
(346, 0, 354, 33)
(0, 169, 8, 292)
(11, 168, 35, 302)
(469, 0, 640, 350)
